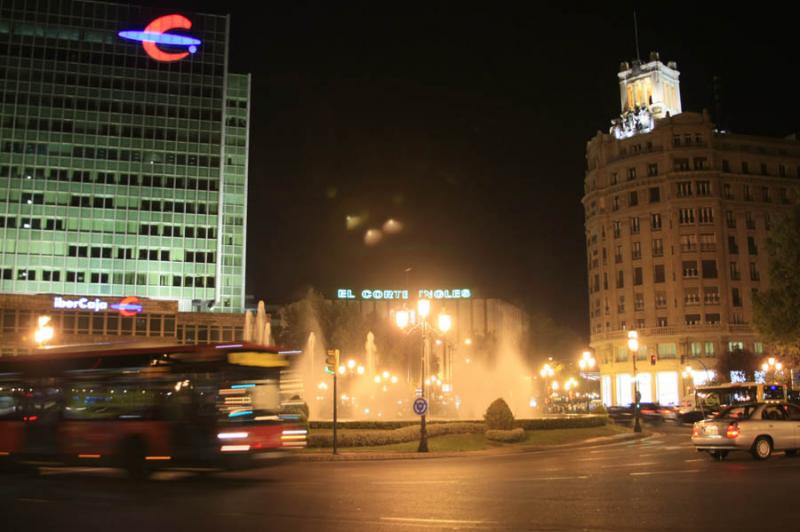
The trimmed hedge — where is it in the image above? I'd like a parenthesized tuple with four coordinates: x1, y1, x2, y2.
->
(307, 422, 485, 448)
(515, 415, 608, 430)
(486, 428, 526, 443)
(309, 420, 422, 430)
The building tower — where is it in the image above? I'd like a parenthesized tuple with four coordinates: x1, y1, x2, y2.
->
(583, 52, 800, 406)
(0, 1, 249, 313)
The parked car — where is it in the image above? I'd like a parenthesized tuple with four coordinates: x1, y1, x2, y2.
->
(607, 402, 671, 424)
(692, 402, 800, 460)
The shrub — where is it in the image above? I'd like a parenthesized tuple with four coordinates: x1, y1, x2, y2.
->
(486, 428, 526, 443)
(484, 398, 515, 430)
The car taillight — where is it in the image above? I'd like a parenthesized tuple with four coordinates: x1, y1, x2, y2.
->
(726, 423, 740, 439)
(692, 425, 700, 437)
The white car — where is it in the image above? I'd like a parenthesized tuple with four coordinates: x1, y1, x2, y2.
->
(691, 403, 800, 460)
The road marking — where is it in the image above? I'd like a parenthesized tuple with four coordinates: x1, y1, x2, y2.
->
(510, 476, 589, 481)
(601, 461, 657, 469)
(373, 480, 459, 485)
(381, 517, 494, 525)
(576, 457, 605, 462)
(685, 459, 706, 463)
(630, 469, 702, 476)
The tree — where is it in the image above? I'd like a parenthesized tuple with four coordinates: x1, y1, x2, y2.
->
(753, 204, 800, 360)
(714, 349, 760, 383)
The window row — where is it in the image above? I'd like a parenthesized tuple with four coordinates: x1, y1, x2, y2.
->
(3, 64, 224, 99)
(2, 117, 223, 144)
(1, 166, 222, 192)
(7, 192, 218, 215)
(1, 309, 177, 337)
(0, 268, 216, 288)
(1, 142, 221, 168)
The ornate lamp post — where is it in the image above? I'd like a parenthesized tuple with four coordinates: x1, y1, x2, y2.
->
(396, 299, 451, 452)
(628, 330, 642, 433)
(761, 357, 785, 383)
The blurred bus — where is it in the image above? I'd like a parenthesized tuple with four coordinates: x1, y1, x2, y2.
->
(693, 382, 789, 413)
(0, 343, 306, 478)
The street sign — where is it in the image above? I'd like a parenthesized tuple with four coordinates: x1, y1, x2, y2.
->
(413, 397, 428, 416)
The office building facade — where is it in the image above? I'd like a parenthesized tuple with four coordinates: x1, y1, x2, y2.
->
(0, 0, 249, 314)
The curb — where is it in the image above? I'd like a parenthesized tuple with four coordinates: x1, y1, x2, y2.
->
(290, 431, 654, 462)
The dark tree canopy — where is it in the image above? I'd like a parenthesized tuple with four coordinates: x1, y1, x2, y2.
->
(753, 205, 800, 357)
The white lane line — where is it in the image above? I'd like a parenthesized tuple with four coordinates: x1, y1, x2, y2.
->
(630, 469, 702, 476)
(509, 476, 589, 481)
(381, 517, 495, 525)
(576, 457, 605, 462)
(601, 462, 657, 469)
(685, 459, 706, 463)
(373, 480, 459, 485)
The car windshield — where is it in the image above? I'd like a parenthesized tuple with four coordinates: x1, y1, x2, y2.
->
(714, 404, 756, 420)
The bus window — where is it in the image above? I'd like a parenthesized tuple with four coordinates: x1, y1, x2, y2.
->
(0, 382, 27, 420)
(764, 385, 785, 401)
(218, 379, 280, 421)
(64, 381, 162, 420)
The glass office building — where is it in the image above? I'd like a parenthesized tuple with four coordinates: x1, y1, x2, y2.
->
(0, 0, 249, 312)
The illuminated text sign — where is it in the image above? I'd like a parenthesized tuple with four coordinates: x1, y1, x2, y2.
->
(52, 296, 144, 316)
(53, 296, 108, 312)
(337, 289, 472, 300)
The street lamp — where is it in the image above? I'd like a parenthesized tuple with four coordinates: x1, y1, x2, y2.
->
(627, 330, 642, 433)
(34, 315, 55, 347)
(762, 357, 785, 383)
(579, 351, 596, 371)
(396, 298, 443, 452)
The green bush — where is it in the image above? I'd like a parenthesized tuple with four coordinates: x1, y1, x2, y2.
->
(484, 398, 515, 430)
(486, 428, 526, 443)
(307, 422, 485, 448)
(515, 415, 607, 430)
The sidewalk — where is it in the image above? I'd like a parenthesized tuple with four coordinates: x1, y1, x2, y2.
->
(292, 431, 653, 462)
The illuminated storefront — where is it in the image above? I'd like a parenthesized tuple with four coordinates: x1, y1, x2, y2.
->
(0, 293, 245, 356)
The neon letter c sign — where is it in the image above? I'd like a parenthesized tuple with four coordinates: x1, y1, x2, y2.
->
(118, 14, 201, 62)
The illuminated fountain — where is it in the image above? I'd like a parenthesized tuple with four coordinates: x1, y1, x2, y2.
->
(365, 331, 377, 377)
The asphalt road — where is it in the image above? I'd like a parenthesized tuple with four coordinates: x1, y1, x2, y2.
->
(2, 424, 798, 531)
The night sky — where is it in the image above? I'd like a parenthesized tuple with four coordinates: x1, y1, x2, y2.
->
(144, 2, 800, 337)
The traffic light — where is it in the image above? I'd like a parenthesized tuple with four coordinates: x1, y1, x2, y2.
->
(650, 354, 657, 366)
(325, 349, 340, 375)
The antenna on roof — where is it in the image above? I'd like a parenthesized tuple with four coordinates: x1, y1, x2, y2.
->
(633, 11, 641, 63)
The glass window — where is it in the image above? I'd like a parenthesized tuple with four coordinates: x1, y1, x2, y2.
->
(656, 372, 679, 406)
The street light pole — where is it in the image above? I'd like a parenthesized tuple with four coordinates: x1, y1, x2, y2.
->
(419, 322, 429, 452)
(628, 330, 642, 433)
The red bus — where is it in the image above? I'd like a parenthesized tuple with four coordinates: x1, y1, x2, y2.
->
(0, 342, 306, 479)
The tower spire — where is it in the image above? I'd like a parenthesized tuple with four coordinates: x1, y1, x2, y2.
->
(633, 11, 641, 63)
